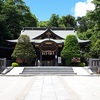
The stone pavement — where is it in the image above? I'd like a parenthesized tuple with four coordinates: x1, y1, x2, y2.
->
(25, 76, 73, 100)
(0, 75, 100, 100)
(62, 76, 100, 100)
(0, 67, 100, 100)
(0, 76, 35, 100)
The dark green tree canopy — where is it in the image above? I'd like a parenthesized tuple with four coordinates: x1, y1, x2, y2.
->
(61, 14, 76, 27)
(77, 16, 89, 32)
(0, 0, 38, 46)
(61, 35, 81, 65)
(87, 0, 100, 30)
(48, 14, 60, 27)
(77, 0, 100, 58)
(11, 35, 36, 65)
(47, 14, 76, 28)
(90, 39, 100, 58)
(38, 21, 49, 27)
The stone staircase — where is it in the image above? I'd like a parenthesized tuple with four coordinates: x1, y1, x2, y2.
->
(21, 66, 77, 75)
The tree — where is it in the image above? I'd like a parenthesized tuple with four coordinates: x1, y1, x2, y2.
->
(48, 14, 60, 27)
(0, 0, 9, 46)
(87, 0, 100, 30)
(0, 0, 38, 46)
(76, 0, 100, 58)
(77, 16, 89, 32)
(21, 12, 38, 27)
(38, 21, 49, 27)
(2, 0, 27, 39)
(61, 35, 81, 65)
(61, 14, 76, 27)
(11, 35, 37, 65)
(90, 39, 100, 58)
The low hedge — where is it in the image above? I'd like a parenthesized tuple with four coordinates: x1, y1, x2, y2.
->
(11, 62, 19, 67)
(79, 62, 85, 67)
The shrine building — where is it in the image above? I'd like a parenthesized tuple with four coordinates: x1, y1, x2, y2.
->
(8, 27, 90, 66)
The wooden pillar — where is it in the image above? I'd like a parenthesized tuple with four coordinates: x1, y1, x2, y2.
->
(40, 51, 42, 65)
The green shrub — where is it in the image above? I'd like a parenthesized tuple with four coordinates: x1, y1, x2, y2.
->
(11, 35, 37, 65)
(61, 35, 81, 65)
(79, 62, 85, 67)
(11, 62, 19, 67)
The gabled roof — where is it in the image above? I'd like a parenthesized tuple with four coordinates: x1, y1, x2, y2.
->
(21, 27, 75, 40)
(33, 28, 64, 39)
(7, 27, 90, 43)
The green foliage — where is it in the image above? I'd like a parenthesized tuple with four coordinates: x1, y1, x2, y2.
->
(77, 0, 100, 58)
(47, 14, 76, 28)
(11, 62, 19, 67)
(77, 16, 92, 33)
(87, 0, 100, 29)
(90, 39, 100, 58)
(0, 0, 100, 60)
(61, 35, 81, 65)
(11, 35, 37, 65)
(0, 0, 38, 46)
(48, 14, 60, 27)
(78, 29, 94, 40)
(61, 14, 76, 27)
(21, 13, 38, 27)
(38, 21, 49, 27)
(79, 62, 85, 67)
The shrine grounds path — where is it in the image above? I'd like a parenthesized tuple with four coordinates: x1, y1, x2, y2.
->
(0, 75, 100, 100)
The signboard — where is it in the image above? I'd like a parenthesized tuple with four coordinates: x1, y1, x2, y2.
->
(58, 57, 61, 64)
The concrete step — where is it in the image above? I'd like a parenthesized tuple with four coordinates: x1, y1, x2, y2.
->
(21, 67, 77, 75)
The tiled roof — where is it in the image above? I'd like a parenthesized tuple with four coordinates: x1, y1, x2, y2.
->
(7, 27, 90, 43)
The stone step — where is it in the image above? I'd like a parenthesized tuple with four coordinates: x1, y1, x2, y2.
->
(21, 67, 76, 75)
(22, 72, 76, 74)
(23, 70, 74, 72)
(23, 69, 73, 72)
(23, 67, 74, 72)
(23, 67, 73, 69)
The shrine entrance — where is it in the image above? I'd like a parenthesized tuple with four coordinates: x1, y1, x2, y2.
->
(42, 55, 55, 66)
(38, 40, 59, 66)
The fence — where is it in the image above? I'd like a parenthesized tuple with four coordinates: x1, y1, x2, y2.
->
(0, 58, 6, 69)
(89, 58, 100, 70)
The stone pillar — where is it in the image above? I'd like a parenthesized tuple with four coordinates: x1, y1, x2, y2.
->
(3, 58, 6, 68)
(0, 58, 6, 70)
(98, 57, 100, 73)
(89, 58, 92, 68)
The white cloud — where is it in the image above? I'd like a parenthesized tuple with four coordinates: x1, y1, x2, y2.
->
(74, 0, 95, 17)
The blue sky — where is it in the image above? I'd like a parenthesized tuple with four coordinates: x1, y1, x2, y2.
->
(24, 0, 94, 21)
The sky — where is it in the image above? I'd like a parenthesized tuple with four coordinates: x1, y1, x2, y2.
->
(24, 0, 95, 21)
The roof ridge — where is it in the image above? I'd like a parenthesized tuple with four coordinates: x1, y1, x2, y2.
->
(23, 27, 74, 30)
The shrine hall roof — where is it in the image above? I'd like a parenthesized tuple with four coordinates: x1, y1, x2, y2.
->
(21, 28, 75, 39)
(7, 27, 90, 43)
